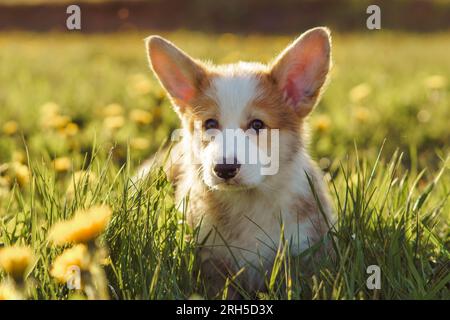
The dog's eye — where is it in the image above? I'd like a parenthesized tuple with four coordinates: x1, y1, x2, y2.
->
(204, 118, 219, 130)
(249, 119, 265, 132)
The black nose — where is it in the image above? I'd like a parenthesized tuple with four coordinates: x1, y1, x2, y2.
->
(213, 159, 241, 180)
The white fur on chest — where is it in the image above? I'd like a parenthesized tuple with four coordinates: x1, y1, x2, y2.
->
(188, 150, 318, 268)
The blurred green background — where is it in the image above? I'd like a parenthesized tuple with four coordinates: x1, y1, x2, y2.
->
(0, 0, 448, 179)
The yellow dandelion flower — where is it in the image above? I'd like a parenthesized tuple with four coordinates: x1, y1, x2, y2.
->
(45, 114, 71, 130)
(130, 137, 150, 151)
(130, 109, 153, 125)
(103, 116, 125, 130)
(2, 120, 19, 135)
(40, 102, 60, 117)
(313, 115, 331, 133)
(53, 157, 72, 173)
(50, 244, 90, 284)
(0, 246, 34, 280)
(48, 205, 112, 245)
(424, 75, 447, 90)
(9, 162, 30, 187)
(0, 282, 23, 300)
(102, 103, 123, 117)
(133, 80, 152, 95)
(39, 102, 60, 125)
(63, 123, 79, 137)
(349, 83, 371, 103)
(354, 106, 371, 123)
(128, 74, 152, 96)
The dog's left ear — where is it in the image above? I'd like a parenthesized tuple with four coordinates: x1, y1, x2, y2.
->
(270, 27, 332, 117)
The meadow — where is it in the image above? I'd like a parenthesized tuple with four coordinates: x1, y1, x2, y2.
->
(0, 30, 448, 299)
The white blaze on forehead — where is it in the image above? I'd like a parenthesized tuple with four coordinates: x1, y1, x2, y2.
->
(207, 62, 265, 128)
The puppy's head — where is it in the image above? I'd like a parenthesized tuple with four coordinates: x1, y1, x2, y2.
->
(146, 28, 331, 190)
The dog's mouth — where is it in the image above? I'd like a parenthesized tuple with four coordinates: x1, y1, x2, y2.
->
(207, 177, 258, 191)
(211, 183, 252, 191)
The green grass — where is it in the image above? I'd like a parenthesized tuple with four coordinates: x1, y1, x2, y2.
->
(0, 31, 449, 299)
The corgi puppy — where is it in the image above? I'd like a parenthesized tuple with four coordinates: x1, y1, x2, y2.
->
(139, 27, 335, 296)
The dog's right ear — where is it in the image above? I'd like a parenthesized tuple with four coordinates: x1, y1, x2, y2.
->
(146, 36, 207, 112)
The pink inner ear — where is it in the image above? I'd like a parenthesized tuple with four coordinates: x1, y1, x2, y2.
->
(179, 86, 195, 102)
(156, 64, 196, 102)
(152, 49, 197, 103)
(284, 78, 301, 107)
(276, 31, 330, 113)
(167, 71, 196, 102)
(283, 64, 308, 109)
